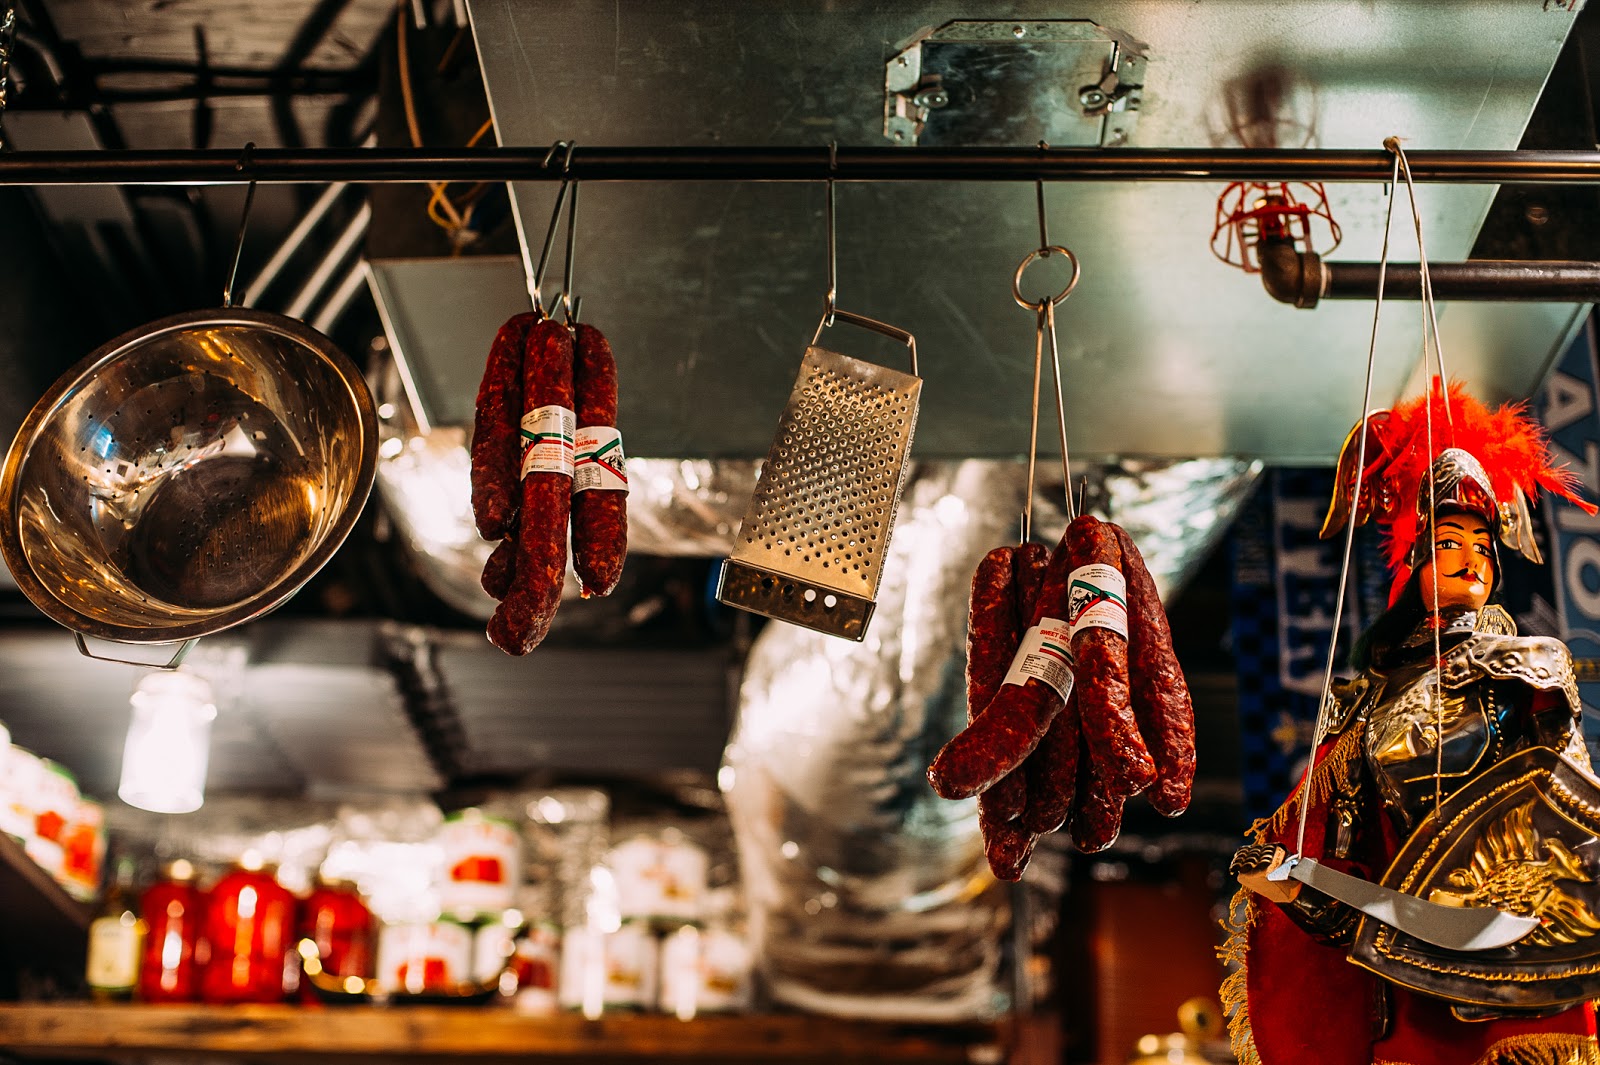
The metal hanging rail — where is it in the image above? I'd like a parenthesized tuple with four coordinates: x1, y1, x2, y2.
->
(4, 146, 1600, 186)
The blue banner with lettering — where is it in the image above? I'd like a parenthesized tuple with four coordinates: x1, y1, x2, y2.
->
(1229, 469, 1375, 820)
(1535, 316, 1600, 762)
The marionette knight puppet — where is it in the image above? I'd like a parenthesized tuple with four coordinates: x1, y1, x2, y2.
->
(1224, 382, 1600, 1065)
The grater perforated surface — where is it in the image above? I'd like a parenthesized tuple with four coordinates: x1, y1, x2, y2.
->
(728, 345, 920, 605)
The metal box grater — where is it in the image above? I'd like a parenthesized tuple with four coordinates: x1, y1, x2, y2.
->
(717, 328, 921, 641)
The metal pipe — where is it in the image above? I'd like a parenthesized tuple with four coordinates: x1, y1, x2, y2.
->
(309, 257, 370, 334)
(242, 180, 349, 307)
(1322, 259, 1600, 301)
(284, 199, 370, 320)
(1258, 240, 1600, 305)
(3, 146, 1600, 187)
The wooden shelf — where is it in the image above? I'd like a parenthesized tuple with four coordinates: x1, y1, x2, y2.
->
(0, 833, 91, 974)
(0, 1004, 1002, 1063)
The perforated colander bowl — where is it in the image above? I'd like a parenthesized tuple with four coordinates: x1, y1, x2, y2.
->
(0, 308, 378, 649)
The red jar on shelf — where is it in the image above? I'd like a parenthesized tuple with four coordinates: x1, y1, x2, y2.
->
(138, 860, 206, 1003)
(298, 877, 374, 1001)
(201, 859, 296, 1004)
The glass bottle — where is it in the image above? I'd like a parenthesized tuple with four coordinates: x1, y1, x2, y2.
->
(86, 857, 145, 1001)
(201, 856, 296, 1004)
(138, 859, 205, 1003)
(297, 876, 374, 1002)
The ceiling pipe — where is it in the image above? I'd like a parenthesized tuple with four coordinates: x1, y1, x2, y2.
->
(6, 146, 1600, 187)
(1257, 235, 1600, 307)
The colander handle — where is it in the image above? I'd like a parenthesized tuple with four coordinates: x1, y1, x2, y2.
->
(812, 307, 919, 377)
(75, 632, 198, 671)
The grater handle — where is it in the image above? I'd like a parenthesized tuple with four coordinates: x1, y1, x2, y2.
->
(813, 307, 918, 377)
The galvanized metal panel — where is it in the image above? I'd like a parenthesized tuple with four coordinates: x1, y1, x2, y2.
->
(437, 643, 732, 775)
(368, 257, 533, 429)
(468, 0, 1581, 461)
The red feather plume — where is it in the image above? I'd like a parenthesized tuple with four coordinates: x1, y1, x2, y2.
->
(1372, 380, 1595, 590)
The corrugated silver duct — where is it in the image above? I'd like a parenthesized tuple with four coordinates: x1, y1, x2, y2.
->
(721, 461, 1025, 1021)
(720, 457, 1263, 1019)
(1034, 457, 1267, 602)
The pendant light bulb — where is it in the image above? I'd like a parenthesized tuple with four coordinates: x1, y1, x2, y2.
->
(118, 671, 217, 814)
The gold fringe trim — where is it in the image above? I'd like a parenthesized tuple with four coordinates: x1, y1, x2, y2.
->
(1375, 1032, 1600, 1065)
(1218, 885, 1263, 1065)
(1264, 721, 1367, 836)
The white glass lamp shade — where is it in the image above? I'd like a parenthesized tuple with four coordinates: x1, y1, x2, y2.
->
(118, 672, 217, 814)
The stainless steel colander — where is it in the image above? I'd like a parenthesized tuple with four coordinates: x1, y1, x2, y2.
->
(0, 308, 378, 658)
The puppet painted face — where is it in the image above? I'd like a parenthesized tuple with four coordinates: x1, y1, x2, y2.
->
(1417, 509, 1494, 613)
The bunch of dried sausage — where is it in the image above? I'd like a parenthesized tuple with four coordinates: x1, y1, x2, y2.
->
(927, 515, 1194, 879)
(470, 312, 629, 655)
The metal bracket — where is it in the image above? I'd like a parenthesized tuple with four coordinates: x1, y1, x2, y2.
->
(884, 20, 1147, 148)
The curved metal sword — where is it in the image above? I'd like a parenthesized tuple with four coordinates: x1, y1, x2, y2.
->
(1266, 855, 1539, 952)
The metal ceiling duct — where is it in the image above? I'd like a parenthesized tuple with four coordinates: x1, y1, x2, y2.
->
(720, 456, 1260, 1019)
(722, 461, 1022, 1020)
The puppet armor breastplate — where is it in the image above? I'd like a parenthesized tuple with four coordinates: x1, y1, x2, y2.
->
(1363, 651, 1514, 835)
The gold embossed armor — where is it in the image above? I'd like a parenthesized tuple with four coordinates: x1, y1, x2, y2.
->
(1350, 746, 1600, 1011)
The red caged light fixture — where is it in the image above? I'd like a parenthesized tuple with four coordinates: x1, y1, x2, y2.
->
(1210, 180, 1342, 273)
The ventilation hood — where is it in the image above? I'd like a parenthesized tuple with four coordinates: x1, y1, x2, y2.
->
(455, 0, 1585, 463)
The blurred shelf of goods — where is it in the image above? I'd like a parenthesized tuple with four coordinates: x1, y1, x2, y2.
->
(0, 723, 110, 909)
(60, 786, 752, 1017)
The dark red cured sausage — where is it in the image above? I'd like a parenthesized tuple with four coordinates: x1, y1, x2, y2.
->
(471, 312, 539, 541)
(1013, 542, 1051, 626)
(1070, 731, 1125, 853)
(984, 818, 1038, 882)
(928, 536, 1075, 799)
(1113, 525, 1195, 817)
(983, 543, 1051, 824)
(487, 319, 573, 655)
(481, 534, 515, 600)
(967, 547, 1024, 823)
(966, 547, 1018, 722)
(1065, 516, 1155, 798)
(571, 323, 626, 598)
(1021, 689, 1079, 834)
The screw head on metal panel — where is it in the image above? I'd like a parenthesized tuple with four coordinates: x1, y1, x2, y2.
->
(1079, 87, 1109, 110)
(912, 86, 950, 109)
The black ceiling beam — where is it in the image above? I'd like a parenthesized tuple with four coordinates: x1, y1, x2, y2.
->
(4, 146, 1600, 186)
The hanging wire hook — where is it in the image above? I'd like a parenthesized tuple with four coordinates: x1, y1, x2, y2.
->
(529, 140, 575, 317)
(222, 141, 259, 308)
(1045, 299, 1074, 521)
(823, 141, 838, 325)
(1384, 136, 1453, 432)
(1035, 141, 1051, 256)
(561, 182, 581, 324)
(559, 146, 580, 324)
(1292, 146, 1402, 859)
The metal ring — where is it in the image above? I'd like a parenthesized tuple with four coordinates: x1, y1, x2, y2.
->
(1011, 245, 1080, 310)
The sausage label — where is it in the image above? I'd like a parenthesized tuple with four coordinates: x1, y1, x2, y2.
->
(1002, 618, 1076, 699)
(520, 405, 576, 478)
(1067, 564, 1129, 639)
(574, 427, 629, 493)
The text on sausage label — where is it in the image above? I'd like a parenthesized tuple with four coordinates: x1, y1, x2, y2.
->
(1067, 564, 1129, 639)
(520, 405, 576, 478)
(574, 427, 628, 493)
(1002, 618, 1076, 699)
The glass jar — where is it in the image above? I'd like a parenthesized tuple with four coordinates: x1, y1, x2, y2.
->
(139, 860, 205, 1003)
(437, 809, 521, 921)
(297, 877, 375, 1002)
(59, 797, 107, 904)
(376, 919, 472, 995)
(201, 861, 296, 1004)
